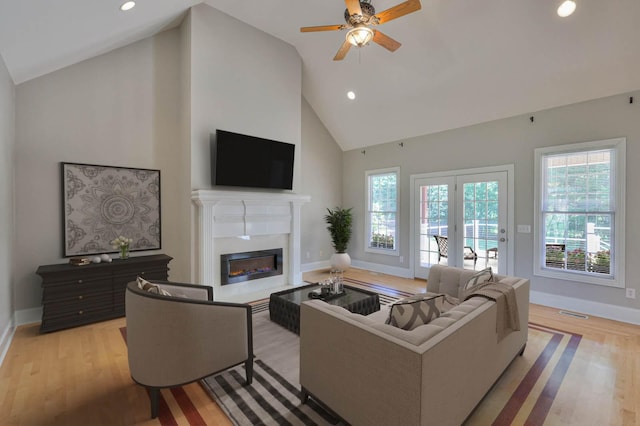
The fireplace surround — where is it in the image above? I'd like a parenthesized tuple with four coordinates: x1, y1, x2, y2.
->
(192, 190, 310, 302)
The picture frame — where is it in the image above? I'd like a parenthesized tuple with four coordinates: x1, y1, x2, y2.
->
(61, 162, 161, 257)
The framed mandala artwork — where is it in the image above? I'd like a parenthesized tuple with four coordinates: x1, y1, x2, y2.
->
(62, 162, 161, 257)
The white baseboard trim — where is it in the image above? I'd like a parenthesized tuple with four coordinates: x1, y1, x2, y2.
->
(0, 320, 16, 367)
(301, 260, 331, 273)
(351, 260, 413, 279)
(15, 307, 42, 327)
(531, 290, 640, 325)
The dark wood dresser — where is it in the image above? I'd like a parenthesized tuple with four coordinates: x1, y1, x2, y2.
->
(36, 254, 172, 333)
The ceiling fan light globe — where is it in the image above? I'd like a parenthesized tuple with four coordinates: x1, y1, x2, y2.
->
(557, 0, 576, 17)
(346, 27, 374, 47)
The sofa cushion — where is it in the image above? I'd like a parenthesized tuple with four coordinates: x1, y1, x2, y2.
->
(386, 294, 446, 330)
(137, 276, 172, 296)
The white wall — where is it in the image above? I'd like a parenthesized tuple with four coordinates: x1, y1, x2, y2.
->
(14, 29, 184, 318)
(187, 4, 302, 282)
(343, 91, 640, 321)
(188, 4, 302, 190)
(0, 54, 15, 360)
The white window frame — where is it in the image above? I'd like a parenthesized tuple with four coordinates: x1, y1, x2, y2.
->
(533, 138, 625, 288)
(365, 167, 400, 256)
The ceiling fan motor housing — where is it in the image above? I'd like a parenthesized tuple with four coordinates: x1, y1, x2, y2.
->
(344, 1, 376, 23)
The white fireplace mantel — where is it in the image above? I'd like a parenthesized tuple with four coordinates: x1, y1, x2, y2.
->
(192, 189, 311, 300)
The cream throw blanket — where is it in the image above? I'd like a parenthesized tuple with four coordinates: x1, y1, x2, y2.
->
(465, 282, 520, 341)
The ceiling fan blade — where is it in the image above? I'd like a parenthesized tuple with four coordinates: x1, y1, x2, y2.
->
(375, 0, 421, 24)
(345, 0, 363, 17)
(300, 24, 344, 33)
(373, 30, 401, 52)
(334, 40, 352, 61)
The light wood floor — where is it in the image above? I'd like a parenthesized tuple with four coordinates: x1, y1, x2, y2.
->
(1, 268, 638, 425)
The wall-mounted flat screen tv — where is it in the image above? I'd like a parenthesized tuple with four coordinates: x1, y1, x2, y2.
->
(211, 129, 295, 190)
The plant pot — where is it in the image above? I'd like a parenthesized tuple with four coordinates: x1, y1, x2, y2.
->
(330, 253, 351, 272)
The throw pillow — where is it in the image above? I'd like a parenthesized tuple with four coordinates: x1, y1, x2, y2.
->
(137, 276, 172, 297)
(464, 267, 493, 291)
(462, 267, 493, 299)
(386, 294, 446, 331)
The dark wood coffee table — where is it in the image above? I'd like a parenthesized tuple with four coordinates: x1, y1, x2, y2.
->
(269, 283, 380, 334)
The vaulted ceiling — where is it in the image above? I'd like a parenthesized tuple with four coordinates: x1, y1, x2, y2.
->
(1, 0, 639, 150)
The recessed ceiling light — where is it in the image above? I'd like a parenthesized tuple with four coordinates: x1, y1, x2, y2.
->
(120, 1, 136, 11)
(557, 1, 576, 17)
(347, 91, 356, 100)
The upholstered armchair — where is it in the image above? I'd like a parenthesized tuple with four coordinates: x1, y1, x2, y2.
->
(125, 280, 253, 418)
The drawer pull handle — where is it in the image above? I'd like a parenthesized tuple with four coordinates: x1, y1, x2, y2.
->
(77, 279, 83, 284)
(78, 310, 84, 315)
(78, 295, 84, 300)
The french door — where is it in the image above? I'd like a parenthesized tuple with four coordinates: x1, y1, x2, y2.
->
(412, 168, 512, 279)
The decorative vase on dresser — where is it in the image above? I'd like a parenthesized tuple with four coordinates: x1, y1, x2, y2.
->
(36, 254, 172, 333)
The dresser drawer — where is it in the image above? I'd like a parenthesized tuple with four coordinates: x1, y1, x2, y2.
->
(43, 279, 112, 300)
(43, 292, 115, 318)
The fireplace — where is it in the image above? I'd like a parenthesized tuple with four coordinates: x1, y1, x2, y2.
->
(221, 248, 283, 285)
(192, 189, 310, 302)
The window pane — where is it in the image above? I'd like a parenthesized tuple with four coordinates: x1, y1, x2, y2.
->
(368, 170, 398, 251)
(541, 146, 615, 278)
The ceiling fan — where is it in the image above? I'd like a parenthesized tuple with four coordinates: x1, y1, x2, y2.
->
(300, 0, 422, 61)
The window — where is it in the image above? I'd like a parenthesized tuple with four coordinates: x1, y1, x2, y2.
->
(366, 168, 399, 255)
(534, 138, 625, 287)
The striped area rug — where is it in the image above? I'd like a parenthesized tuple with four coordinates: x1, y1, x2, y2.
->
(204, 358, 339, 426)
(482, 323, 582, 425)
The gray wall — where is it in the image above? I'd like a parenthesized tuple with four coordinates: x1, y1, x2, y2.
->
(300, 98, 343, 266)
(0, 54, 15, 352)
(343, 91, 640, 315)
(14, 29, 183, 315)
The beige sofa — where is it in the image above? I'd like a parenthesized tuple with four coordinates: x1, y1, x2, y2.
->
(299, 265, 529, 426)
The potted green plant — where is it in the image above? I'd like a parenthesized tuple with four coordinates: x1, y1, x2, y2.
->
(325, 206, 353, 271)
